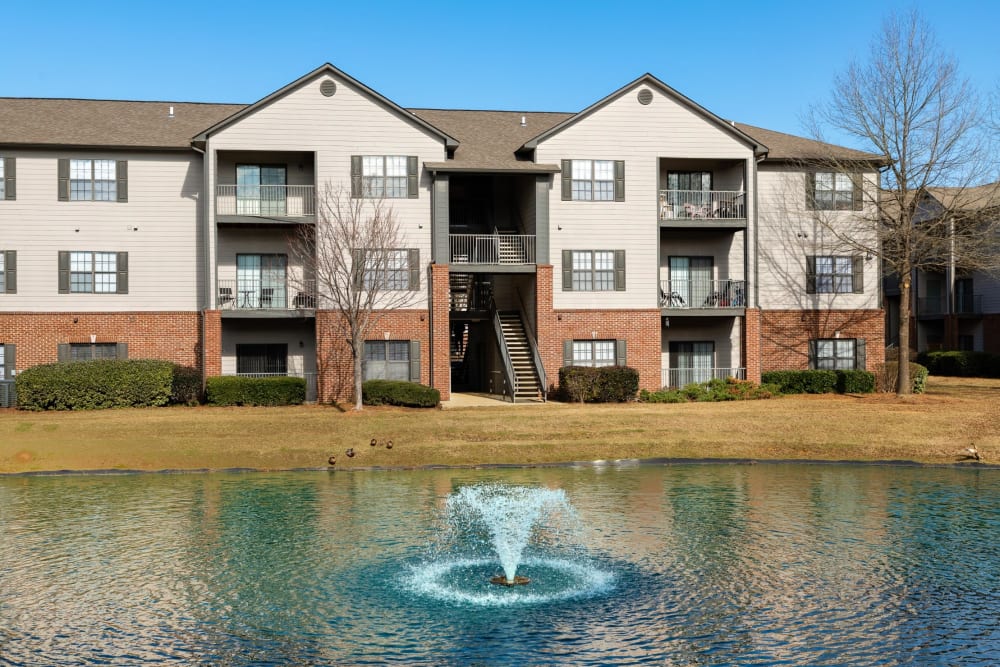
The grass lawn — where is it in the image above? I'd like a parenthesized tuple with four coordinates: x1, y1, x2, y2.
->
(1, 376, 997, 474)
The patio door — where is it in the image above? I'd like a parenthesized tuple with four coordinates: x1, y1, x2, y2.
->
(667, 171, 712, 211)
(236, 254, 287, 308)
(671, 341, 714, 386)
(236, 343, 287, 375)
(668, 256, 712, 308)
(236, 165, 286, 216)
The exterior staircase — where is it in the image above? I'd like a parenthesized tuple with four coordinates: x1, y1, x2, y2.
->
(498, 311, 543, 402)
(497, 230, 525, 264)
(450, 273, 473, 311)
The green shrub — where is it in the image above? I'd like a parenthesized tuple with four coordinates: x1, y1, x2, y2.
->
(16, 359, 175, 410)
(205, 376, 306, 406)
(362, 380, 440, 407)
(918, 350, 1000, 378)
(558, 366, 639, 403)
(876, 362, 929, 394)
(835, 370, 876, 394)
(761, 370, 837, 394)
(640, 378, 780, 403)
(170, 365, 203, 405)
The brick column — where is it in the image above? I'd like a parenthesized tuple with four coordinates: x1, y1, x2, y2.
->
(430, 263, 451, 400)
(535, 265, 557, 392)
(744, 308, 761, 384)
(203, 309, 222, 377)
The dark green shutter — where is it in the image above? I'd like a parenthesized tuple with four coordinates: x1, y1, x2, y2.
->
(57, 343, 70, 362)
(350, 156, 362, 198)
(852, 255, 864, 294)
(116, 342, 128, 360)
(2, 344, 14, 379)
(561, 160, 572, 200)
(855, 338, 866, 371)
(409, 340, 421, 382)
(805, 172, 816, 210)
(614, 160, 625, 201)
(614, 250, 626, 291)
(561, 249, 573, 291)
(58, 158, 70, 201)
(805, 256, 817, 294)
(807, 340, 817, 369)
(3, 157, 14, 200)
(351, 249, 364, 288)
(407, 156, 418, 198)
(117, 160, 128, 202)
(851, 173, 863, 211)
(58, 251, 70, 293)
(562, 340, 573, 367)
(116, 252, 129, 294)
(408, 249, 420, 290)
(3, 250, 15, 294)
(616, 339, 627, 367)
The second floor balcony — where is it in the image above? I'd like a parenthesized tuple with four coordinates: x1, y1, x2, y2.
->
(216, 185, 316, 221)
(449, 234, 536, 267)
(218, 278, 317, 314)
(660, 278, 746, 311)
(659, 190, 746, 226)
(918, 294, 984, 317)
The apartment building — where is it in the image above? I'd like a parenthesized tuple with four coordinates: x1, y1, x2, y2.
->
(0, 63, 886, 404)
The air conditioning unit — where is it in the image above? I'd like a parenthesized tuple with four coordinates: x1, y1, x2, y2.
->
(0, 381, 16, 408)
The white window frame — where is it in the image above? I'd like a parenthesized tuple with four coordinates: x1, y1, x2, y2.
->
(70, 251, 117, 293)
(362, 156, 408, 198)
(364, 340, 410, 381)
(813, 172, 854, 211)
(0, 158, 4, 199)
(69, 343, 120, 361)
(815, 255, 854, 293)
(571, 159, 614, 201)
(0, 253, 4, 293)
(814, 338, 857, 370)
(571, 250, 614, 291)
(362, 249, 410, 291)
(70, 159, 117, 201)
(572, 340, 616, 367)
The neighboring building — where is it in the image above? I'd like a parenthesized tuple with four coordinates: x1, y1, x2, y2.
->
(0, 63, 886, 404)
(884, 183, 1000, 355)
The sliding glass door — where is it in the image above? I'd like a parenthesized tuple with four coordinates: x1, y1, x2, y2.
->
(236, 165, 287, 216)
(236, 254, 287, 308)
(671, 341, 715, 386)
(668, 256, 713, 308)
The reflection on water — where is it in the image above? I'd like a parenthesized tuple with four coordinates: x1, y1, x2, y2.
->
(1, 465, 998, 665)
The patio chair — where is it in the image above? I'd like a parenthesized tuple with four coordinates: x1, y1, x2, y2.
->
(218, 286, 234, 308)
(260, 287, 274, 309)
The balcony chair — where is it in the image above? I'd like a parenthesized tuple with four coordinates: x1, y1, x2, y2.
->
(218, 286, 234, 308)
(260, 287, 274, 309)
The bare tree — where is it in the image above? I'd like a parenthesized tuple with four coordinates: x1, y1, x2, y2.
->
(806, 9, 999, 395)
(290, 186, 418, 410)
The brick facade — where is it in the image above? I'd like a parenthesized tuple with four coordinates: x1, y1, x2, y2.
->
(744, 308, 762, 383)
(0, 311, 202, 370)
(760, 309, 885, 372)
(203, 310, 221, 377)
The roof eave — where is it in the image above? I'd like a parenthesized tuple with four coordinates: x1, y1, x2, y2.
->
(424, 162, 561, 174)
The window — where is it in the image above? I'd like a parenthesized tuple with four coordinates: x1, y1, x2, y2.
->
(811, 338, 860, 370)
(350, 155, 417, 199)
(236, 165, 287, 215)
(58, 158, 126, 202)
(70, 343, 121, 361)
(356, 249, 419, 291)
(670, 342, 715, 386)
(236, 343, 287, 375)
(0, 345, 5, 378)
(363, 340, 420, 382)
(809, 172, 858, 211)
(807, 255, 860, 294)
(237, 254, 287, 308)
(0, 250, 12, 294)
(563, 250, 625, 291)
(561, 160, 624, 201)
(571, 340, 616, 367)
(65, 252, 118, 293)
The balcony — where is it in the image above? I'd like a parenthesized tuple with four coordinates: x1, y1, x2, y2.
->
(660, 279, 746, 313)
(659, 190, 746, 228)
(661, 367, 746, 389)
(218, 279, 317, 316)
(449, 234, 536, 268)
(216, 185, 315, 222)
(918, 295, 984, 318)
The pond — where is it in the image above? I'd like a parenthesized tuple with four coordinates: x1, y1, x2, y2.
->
(1, 464, 998, 665)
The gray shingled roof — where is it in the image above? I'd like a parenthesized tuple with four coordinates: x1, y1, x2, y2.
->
(733, 122, 886, 163)
(0, 98, 244, 149)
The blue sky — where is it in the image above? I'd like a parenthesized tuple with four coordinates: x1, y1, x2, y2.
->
(4, 1, 996, 150)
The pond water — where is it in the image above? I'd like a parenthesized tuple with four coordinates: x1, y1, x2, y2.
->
(1, 464, 998, 665)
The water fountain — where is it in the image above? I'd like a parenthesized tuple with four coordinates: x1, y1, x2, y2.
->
(405, 483, 615, 606)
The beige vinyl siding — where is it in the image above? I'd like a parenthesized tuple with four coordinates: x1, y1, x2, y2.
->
(756, 164, 880, 310)
(536, 84, 755, 310)
(0, 149, 202, 312)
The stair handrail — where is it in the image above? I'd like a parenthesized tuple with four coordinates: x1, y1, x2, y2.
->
(489, 296, 518, 402)
(515, 287, 546, 401)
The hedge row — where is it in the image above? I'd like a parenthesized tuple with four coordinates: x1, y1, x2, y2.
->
(362, 380, 440, 407)
(917, 351, 1000, 378)
(640, 378, 780, 403)
(760, 369, 877, 395)
(205, 376, 306, 406)
(16, 360, 176, 410)
(558, 366, 639, 403)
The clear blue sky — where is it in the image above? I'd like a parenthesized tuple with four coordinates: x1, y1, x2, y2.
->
(4, 0, 997, 150)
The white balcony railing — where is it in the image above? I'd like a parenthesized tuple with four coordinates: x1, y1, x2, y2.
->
(449, 234, 536, 265)
(659, 190, 746, 221)
(216, 185, 315, 217)
(659, 279, 746, 309)
(661, 367, 746, 389)
(218, 279, 316, 311)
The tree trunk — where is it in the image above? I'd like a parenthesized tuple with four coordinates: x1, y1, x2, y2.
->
(897, 278, 912, 396)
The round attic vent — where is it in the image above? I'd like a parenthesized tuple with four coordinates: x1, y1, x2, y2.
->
(320, 79, 337, 97)
(637, 88, 653, 105)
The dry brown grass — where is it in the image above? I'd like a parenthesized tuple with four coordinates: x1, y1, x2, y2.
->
(1, 376, 997, 473)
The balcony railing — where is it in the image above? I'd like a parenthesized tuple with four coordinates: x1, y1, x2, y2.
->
(218, 279, 316, 311)
(918, 295, 983, 316)
(659, 190, 746, 221)
(216, 185, 315, 217)
(449, 234, 536, 265)
(659, 279, 746, 309)
(662, 367, 746, 389)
